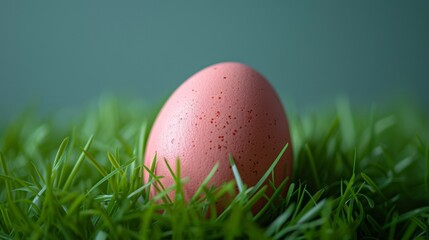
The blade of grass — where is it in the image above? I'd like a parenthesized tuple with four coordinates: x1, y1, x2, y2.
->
(254, 177, 289, 220)
(243, 185, 267, 212)
(336, 96, 355, 149)
(426, 144, 429, 194)
(297, 199, 326, 224)
(86, 158, 135, 195)
(52, 137, 69, 172)
(285, 183, 295, 205)
(265, 204, 295, 236)
(361, 172, 386, 201)
(63, 135, 94, 191)
(127, 181, 152, 199)
(305, 144, 320, 189)
(291, 188, 325, 224)
(82, 149, 108, 177)
(1, 153, 13, 202)
(152, 178, 189, 202)
(229, 154, 244, 193)
(410, 216, 428, 232)
(334, 173, 355, 221)
(190, 162, 219, 203)
(107, 152, 121, 170)
(138, 122, 147, 182)
(143, 159, 173, 204)
(249, 144, 288, 197)
(383, 207, 429, 229)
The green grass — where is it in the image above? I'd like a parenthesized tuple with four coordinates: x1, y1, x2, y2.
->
(1, 97, 429, 239)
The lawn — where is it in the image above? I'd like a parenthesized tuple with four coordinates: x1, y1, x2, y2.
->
(1, 97, 428, 239)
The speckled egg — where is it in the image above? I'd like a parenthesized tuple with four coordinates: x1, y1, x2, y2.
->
(144, 62, 292, 211)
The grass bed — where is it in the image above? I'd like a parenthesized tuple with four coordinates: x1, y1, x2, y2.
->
(0, 97, 428, 239)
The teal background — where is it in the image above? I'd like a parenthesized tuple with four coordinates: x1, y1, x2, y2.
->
(1, 1, 428, 123)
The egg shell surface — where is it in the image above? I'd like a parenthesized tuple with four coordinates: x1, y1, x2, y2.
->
(144, 62, 292, 210)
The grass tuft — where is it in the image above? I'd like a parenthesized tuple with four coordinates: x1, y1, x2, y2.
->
(1, 97, 429, 239)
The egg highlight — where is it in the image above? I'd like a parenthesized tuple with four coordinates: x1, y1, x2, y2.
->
(144, 62, 292, 211)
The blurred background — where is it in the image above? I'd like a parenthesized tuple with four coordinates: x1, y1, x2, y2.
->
(1, 1, 428, 125)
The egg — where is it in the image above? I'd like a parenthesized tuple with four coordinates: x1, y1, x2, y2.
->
(144, 62, 292, 212)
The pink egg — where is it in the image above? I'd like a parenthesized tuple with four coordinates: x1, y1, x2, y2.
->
(144, 62, 292, 212)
